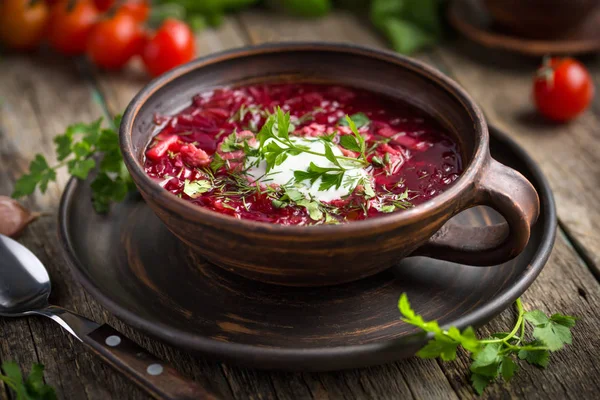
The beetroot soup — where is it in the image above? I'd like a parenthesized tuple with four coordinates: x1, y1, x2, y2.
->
(143, 83, 463, 225)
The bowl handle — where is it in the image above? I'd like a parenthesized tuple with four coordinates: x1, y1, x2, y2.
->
(412, 158, 540, 265)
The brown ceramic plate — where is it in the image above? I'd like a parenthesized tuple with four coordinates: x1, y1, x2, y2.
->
(448, 0, 600, 56)
(58, 126, 556, 371)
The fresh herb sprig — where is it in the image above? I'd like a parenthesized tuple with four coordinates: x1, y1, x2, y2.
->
(0, 362, 56, 400)
(253, 108, 370, 192)
(257, 108, 369, 171)
(11, 116, 135, 213)
(399, 294, 577, 395)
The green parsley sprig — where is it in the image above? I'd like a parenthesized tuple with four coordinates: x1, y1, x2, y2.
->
(0, 362, 56, 400)
(11, 116, 135, 213)
(399, 294, 577, 395)
(257, 108, 369, 173)
(253, 108, 371, 192)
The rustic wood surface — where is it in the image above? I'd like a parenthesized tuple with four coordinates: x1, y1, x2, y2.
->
(1, 9, 599, 400)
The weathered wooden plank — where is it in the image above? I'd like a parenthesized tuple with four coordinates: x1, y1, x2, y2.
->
(0, 50, 235, 400)
(2, 9, 600, 400)
(433, 42, 600, 278)
(0, 51, 106, 400)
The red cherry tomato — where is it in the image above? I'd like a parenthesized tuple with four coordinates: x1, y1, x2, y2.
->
(93, 0, 114, 12)
(142, 19, 195, 77)
(87, 12, 144, 69)
(120, 0, 150, 22)
(0, 0, 49, 50)
(533, 57, 595, 122)
(47, 0, 99, 55)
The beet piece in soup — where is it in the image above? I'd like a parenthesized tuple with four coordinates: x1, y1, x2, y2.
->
(143, 83, 463, 225)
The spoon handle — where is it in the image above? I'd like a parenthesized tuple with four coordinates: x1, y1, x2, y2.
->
(39, 306, 217, 399)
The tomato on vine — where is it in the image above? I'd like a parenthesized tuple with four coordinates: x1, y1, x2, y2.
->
(533, 57, 595, 122)
(0, 0, 50, 50)
(141, 19, 195, 77)
(47, 0, 99, 55)
(87, 11, 145, 69)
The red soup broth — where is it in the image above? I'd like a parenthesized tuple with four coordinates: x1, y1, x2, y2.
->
(144, 83, 463, 225)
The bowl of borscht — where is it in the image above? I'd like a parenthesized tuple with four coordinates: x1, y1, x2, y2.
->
(120, 43, 540, 286)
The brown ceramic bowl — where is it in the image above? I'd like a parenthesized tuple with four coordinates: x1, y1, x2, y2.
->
(483, 0, 599, 39)
(120, 43, 540, 287)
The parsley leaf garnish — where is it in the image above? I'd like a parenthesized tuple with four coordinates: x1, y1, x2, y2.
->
(399, 294, 577, 395)
(183, 179, 212, 198)
(12, 116, 135, 213)
(338, 112, 370, 128)
(296, 199, 324, 221)
(0, 362, 56, 400)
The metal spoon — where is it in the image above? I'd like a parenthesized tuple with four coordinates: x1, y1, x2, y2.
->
(0, 234, 216, 400)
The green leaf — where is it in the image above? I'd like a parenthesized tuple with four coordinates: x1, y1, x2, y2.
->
(1, 362, 23, 384)
(296, 199, 323, 221)
(283, 187, 305, 202)
(276, 107, 291, 141)
(362, 182, 375, 198)
(370, 0, 441, 55)
(526, 310, 574, 351)
(323, 142, 342, 167)
(518, 340, 550, 368)
(112, 114, 123, 131)
(183, 179, 212, 198)
(257, 115, 276, 149)
(500, 356, 518, 381)
(100, 151, 125, 174)
(371, 155, 384, 167)
(272, 199, 286, 208)
(12, 155, 57, 197)
(339, 135, 362, 153)
(446, 326, 481, 354)
(54, 133, 73, 161)
(221, 132, 242, 152)
(398, 293, 416, 320)
(532, 323, 571, 351)
(72, 141, 92, 158)
(293, 170, 316, 184)
(470, 373, 492, 396)
(378, 18, 438, 55)
(12, 173, 42, 198)
(96, 129, 120, 153)
(405, 0, 442, 36)
(338, 112, 370, 128)
(67, 158, 96, 180)
(25, 364, 56, 399)
(524, 310, 550, 326)
(460, 327, 482, 354)
(470, 343, 502, 377)
(417, 337, 459, 361)
(318, 171, 344, 191)
(210, 153, 225, 172)
(90, 172, 131, 214)
(0, 362, 57, 400)
(380, 204, 395, 213)
(274, 152, 289, 167)
(550, 313, 577, 328)
(342, 115, 367, 158)
(324, 212, 339, 224)
(66, 118, 103, 147)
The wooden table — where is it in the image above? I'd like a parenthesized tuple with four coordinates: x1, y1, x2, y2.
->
(1, 10, 600, 400)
